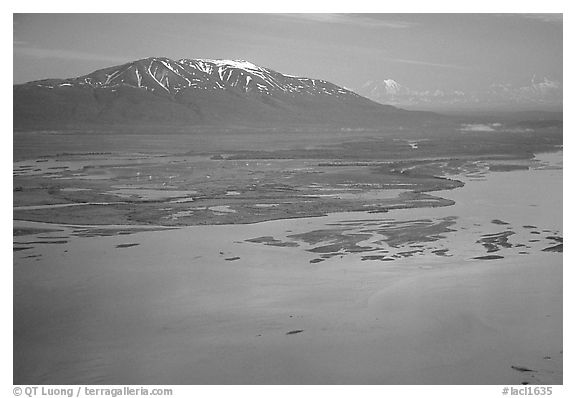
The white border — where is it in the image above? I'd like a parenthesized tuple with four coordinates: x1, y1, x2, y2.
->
(4, 2, 571, 397)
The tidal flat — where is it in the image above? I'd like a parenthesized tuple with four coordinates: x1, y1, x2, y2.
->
(13, 126, 562, 384)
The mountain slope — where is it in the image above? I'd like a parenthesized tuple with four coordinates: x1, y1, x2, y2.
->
(14, 57, 435, 128)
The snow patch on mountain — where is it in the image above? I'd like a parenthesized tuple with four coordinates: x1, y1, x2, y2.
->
(28, 57, 363, 102)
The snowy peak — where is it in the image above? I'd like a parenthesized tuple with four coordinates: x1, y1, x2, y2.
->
(363, 79, 406, 95)
(379, 79, 403, 95)
(360, 79, 410, 102)
(80, 57, 224, 93)
(16, 56, 427, 129)
(30, 56, 362, 101)
(192, 59, 266, 73)
(176, 58, 359, 99)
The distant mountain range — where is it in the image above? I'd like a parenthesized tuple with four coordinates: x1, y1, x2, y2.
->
(357, 76, 562, 111)
(14, 57, 437, 129)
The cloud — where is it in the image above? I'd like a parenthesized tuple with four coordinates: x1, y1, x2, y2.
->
(494, 14, 562, 25)
(488, 76, 562, 104)
(358, 76, 562, 111)
(14, 46, 132, 64)
(388, 57, 469, 70)
(277, 14, 416, 29)
(522, 14, 563, 24)
(460, 124, 498, 132)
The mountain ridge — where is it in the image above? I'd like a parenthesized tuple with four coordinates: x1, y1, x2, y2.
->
(14, 57, 439, 129)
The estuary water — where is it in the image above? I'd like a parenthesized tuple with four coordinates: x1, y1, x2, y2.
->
(13, 151, 562, 384)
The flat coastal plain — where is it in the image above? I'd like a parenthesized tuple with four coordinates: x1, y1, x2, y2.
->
(13, 124, 562, 384)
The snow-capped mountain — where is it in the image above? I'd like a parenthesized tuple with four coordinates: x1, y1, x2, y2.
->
(15, 57, 436, 128)
(361, 79, 410, 99)
(31, 57, 362, 100)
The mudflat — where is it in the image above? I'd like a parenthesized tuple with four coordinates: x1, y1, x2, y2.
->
(13, 126, 562, 384)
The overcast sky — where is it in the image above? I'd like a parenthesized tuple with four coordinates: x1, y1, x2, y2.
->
(13, 13, 562, 110)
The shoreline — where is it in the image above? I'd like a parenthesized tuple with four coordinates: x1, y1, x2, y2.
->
(13, 197, 456, 229)
(13, 146, 562, 385)
(13, 147, 561, 229)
